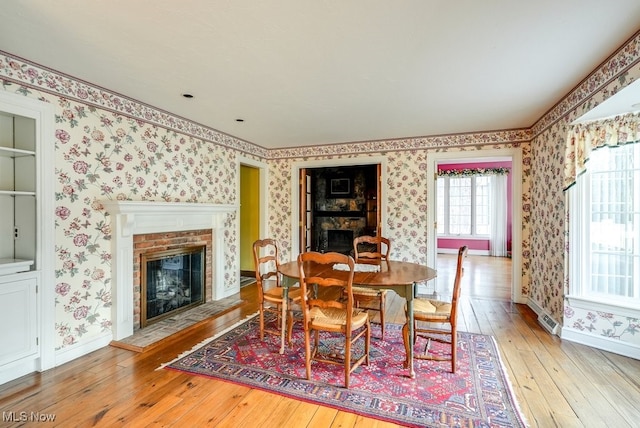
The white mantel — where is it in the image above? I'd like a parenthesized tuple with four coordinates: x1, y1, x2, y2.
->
(102, 201, 237, 340)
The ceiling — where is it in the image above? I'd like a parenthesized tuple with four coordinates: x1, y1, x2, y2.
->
(2, 1, 640, 149)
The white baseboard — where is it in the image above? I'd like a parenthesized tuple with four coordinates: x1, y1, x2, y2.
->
(217, 285, 240, 300)
(0, 357, 39, 386)
(1, 333, 114, 386)
(561, 327, 640, 360)
(55, 333, 112, 366)
(437, 248, 490, 256)
(527, 298, 561, 335)
(527, 298, 638, 359)
(527, 297, 544, 317)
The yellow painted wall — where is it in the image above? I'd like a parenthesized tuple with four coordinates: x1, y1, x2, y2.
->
(240, 165, 260, 272)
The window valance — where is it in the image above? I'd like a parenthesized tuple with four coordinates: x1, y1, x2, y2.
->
(437, 167, 510, 178)
(564, 111, 640, 191)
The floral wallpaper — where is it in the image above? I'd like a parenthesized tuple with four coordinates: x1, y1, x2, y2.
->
(1, 53, 245, 350)
(267, 144, 532, 298)
(2, 28, 640, 358)
(564, 306, 640, 347)
(529, 33, 640, 349)
(52, 97, 242, 347)
(528, 124, 567, 319)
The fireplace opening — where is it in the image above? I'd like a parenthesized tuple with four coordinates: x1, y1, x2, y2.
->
(327, 229, 354, 254)
(141, 245, 205, 327)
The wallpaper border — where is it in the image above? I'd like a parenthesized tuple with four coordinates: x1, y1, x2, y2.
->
(531, 31, 640, 137)
(0, 50, 269, 159)
(268, 129, 531, 159)
(4, 29, 640, 160)
(1, 50, 533, 159)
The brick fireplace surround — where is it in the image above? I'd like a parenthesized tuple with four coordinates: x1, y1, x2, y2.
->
(102, 201, 236, 341)
(132, 229, 212, 331)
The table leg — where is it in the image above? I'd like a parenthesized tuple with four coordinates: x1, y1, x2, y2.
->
(406, 283, 415, 378)
(280, 286, 287, 354)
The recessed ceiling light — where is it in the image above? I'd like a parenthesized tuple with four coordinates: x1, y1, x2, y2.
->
(182, 93, 194, 99)
(236, 118, 244, 122)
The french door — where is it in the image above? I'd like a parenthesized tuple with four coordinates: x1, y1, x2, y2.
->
(299, 169, 312, 253)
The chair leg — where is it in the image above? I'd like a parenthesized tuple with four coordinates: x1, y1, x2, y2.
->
(379, 294, 386, 339)
(259, 305, 265, 341)
(344, 333, 351, 388)
(313, 330, 320, 359)
(304, 328, 312, 381)
(286, 309, 294, 345)
(451, 329, 457, 373)
(364, 319, 371, 366)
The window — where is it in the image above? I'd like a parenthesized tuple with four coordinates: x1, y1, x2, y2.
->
(437, 175, 491, 237)
(570, 143, 640, 306)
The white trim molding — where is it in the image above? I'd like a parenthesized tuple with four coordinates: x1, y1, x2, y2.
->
(566, 295, 640, 318)
(561, 327, 640, 360)
(427, 148, 524, 304)
(289, 156, 388, 260)
(102, 201, 237, 340)
(437, 248, 491, 256)
(55, 332, 113, 367)
(238, 156, 269, 241)
(527, 297, 546, 318)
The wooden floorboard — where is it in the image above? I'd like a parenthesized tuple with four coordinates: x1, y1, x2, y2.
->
(1, 255, 638, 427)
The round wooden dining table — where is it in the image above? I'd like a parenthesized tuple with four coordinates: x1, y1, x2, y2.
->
(279, 258, 437, 378)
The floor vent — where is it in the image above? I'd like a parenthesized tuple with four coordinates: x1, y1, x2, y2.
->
(538, 312, 559, 335)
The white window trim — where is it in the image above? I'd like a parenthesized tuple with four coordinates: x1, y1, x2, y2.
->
(568, 156, 640, 311)
(566, 294, 640, 317)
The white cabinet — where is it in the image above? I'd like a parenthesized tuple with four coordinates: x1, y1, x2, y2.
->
(0, 92, 53, 386)
(0, 273, 38, 366)
(0, 112, 36, 275)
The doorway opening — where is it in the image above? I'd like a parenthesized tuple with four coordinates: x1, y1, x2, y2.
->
(427, 148, 523, 304)
(300, 164, 380, 255)
(238, 157, 268, 284)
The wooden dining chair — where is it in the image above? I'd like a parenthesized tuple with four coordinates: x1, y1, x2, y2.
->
(402, 245, 468, 373)
(297, 251, 370, 388)
(253, 238, 303, 344)
(352, 235, 390, 339)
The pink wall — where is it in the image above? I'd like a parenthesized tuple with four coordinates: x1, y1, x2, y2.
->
(438, 237, 491, 251)
(437, 160, 512, 253)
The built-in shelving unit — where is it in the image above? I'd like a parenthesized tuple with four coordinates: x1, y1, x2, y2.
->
(0, 93, 51, 385)
(0, 112, 36, 275)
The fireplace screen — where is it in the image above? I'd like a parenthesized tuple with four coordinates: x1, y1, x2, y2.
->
(141, 246, 205, 327)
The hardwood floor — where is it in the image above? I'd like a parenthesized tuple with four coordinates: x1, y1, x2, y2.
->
(1, 255, 639, 427)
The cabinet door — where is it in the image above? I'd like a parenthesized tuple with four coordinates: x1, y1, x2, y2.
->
(0, 276, 38, 366)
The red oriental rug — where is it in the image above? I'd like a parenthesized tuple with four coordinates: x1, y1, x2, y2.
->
(162, 314, 527, 428)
